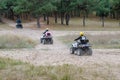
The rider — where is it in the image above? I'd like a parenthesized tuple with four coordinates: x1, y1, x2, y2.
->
(16, 17, 23, 28)
(40, 28, 51, 43)
(43, 28, 49, 34)
(74, 32, 88, 44)
(42, 28, 49, 37)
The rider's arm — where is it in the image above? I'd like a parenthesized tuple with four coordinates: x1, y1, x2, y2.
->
(74, 36, 81, 41)
(43, 30, 48, 34)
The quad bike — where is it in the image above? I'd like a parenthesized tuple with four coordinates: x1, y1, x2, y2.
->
(40, 32, 53, 44)
(16, 23, 23, 29)
(70, 40, 92, 56)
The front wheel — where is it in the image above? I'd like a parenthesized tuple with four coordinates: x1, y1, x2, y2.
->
(70, 47, 74, 54)
(40, 38, 42, 43)
(77, 49, 84, 56)
(42, 39, 46, 44)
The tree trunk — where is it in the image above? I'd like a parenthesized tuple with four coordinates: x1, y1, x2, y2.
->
(83, 14, 85, 27)
(65, 13, 70, 25)
(0, 17, 1, 21)
(118, 12, 120, 26)
(25, 13, 28, 20)
(110, 11, 112, 19)
(61, 12, 64, 24)
(43, 14, 46, 21)
(47, 15, 49, 25)
(116, 12, 119, 20)
(37, 16, 40, 28)
(78, 10, 81, 17)
(0, 14, 2, 22)
(10, 9, 14, 20)
(54, 12, 57, 23)
(86, 10, 89, 18)
(112, 12, 115, 19)
(101, 16, 104, 27)
(119, 21, 120, 26)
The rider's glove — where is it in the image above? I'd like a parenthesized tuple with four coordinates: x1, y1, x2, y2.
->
(74, 39, 76, 41)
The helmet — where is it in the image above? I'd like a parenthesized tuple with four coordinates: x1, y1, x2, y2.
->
(46, 28, 49, 30)
(80, 32, 84, 36)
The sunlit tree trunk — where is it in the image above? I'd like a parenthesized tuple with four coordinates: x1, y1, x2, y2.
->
(83, 10, 86, 27)
(54, 12, 57, 23)
(0, 14, 2, 22)
(65, 13, 70, 25)
(61, 12, 64, 24)
(43, 14, 46, 21)
(101, 16, 104, 27)
(0, 17, 2, 22)
(119, 20, 120, 26)
(47, 15, 49, 25)
(37, 16, 40, 28)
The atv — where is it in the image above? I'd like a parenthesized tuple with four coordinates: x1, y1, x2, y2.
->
(70, 40, 92, 56)
(40, 32, 53, 44)
(16, 23, 23, 29)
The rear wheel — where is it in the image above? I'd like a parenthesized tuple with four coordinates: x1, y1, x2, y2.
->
(87, 48, 92, 56)
(50, 39, 53, 44)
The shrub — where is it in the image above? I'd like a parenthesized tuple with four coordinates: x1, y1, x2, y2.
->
(0, 34, 37, 49)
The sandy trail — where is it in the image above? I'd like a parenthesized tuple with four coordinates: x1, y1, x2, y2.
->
(0, 29, 120, 67)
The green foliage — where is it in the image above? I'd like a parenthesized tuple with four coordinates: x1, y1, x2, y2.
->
(41, 1, 57, 14)
(13, 0, 33, 14)
(0, 0, 16, 11)
(96, 0, 110, 17)
(0, 0, 119, 18)
(111, 0, 120, 14)
(0, 0, 119, 26)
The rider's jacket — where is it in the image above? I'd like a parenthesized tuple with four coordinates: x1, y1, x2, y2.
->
(74, 36, 88, 44)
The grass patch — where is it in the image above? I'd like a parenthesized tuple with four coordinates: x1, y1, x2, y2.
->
(58, 34, 120, 49)
(0, 58, 23, 69)
(0, 23, 13, 30)
(0, 34, 38, 49)
(0, 58, 119, 80)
